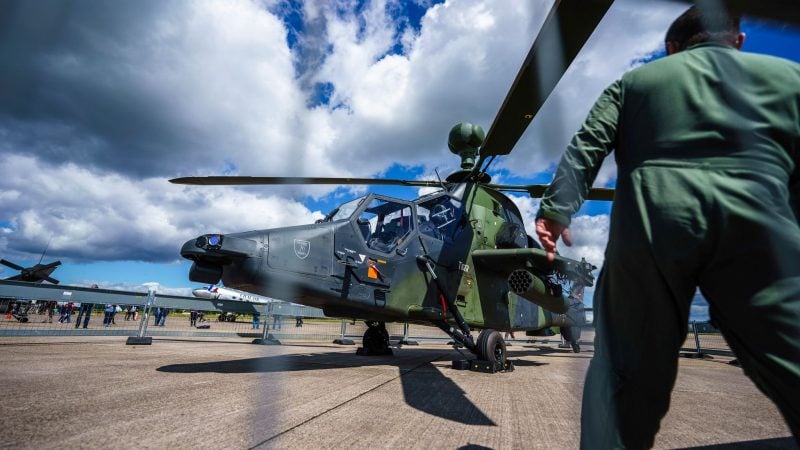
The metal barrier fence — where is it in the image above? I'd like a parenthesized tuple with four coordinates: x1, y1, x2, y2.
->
(1, 301, 733, 356)
(680, 321, 734, 356)
(0, 281, 733, 355)
(0, 309, 448, 341)
(0, 297, 451, 341)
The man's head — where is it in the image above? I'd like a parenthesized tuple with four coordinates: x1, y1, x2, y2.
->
(665, 6, 745, 55)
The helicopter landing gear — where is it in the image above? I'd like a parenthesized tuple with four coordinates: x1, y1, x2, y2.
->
(439, 325, 513, 373)
(475, 329, 507, 367)
(356, 321, 393, 356)
(561, 326, 582, 353)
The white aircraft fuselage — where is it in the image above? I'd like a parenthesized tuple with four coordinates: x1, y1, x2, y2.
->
(192, 285, 272, 304)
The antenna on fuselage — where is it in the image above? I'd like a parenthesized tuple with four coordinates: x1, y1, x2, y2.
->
(434, 168, 446, 191)
(37, 237, 53, 265)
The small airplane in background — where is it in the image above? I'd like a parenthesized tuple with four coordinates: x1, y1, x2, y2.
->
(1, 239, 61, 284)
(1, 259, 61, 284)
(192, 284, 317, 322)
(192, 284, 273, 304)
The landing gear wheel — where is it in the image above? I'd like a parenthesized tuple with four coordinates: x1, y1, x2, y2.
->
(476, 329, 506, 367)
(562, 326, 582, 353)
(358, 321, 393, 356)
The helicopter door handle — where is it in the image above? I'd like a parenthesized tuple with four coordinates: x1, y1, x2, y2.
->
(396, 248, 408, 256)
(416, 255, 437, 280)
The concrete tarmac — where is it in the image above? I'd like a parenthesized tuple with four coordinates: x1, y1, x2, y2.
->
(0, 336, 795, 449)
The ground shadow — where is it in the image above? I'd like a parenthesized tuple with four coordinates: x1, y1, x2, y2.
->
(155, 338, 349, 350)
(400, 362, 495, 426)
(680, 437, 797, 449)
(158, 348, 495, 425)
(157, 349, 412, 374)
(509, 359, 549, 367)
(506, 347, 568, 357)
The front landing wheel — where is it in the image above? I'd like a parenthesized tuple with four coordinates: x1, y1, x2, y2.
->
(358, 321, 393, 356)
(476, 329, 506, 366)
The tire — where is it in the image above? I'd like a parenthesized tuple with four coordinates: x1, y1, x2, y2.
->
(475, 329, 488, 357)
(476, 329, 506, 366)
(562, 326, 582, 353)
(362, 325, 389, 354)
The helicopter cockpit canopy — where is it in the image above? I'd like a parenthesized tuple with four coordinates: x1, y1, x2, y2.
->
(325, 188, 466, 254)
(356, 197, 414, 253)
(415, 193, 463, 241)
(327, 196, 366, 222)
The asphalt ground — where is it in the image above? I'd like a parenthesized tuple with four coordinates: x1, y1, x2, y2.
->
(0, 336, 795, 449)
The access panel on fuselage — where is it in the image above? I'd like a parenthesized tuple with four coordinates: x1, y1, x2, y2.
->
(267, 224, 334, 276)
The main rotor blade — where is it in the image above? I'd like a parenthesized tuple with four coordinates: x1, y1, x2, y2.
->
(43, 276, 60, 285)
(480, 0, 614, 158)
(170, 176, 444, 188)
(489, 183, 615, 201)
(0, 259, 25, 271)
(41, 261, 62, 270)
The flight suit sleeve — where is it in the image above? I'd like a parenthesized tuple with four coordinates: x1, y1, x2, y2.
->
(791, 160, 800, 223)
(537, 80, 622, 227)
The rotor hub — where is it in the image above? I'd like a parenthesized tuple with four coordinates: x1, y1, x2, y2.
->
(445, 170, 491, 184)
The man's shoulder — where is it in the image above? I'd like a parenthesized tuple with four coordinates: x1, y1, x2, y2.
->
(622, 47, 800, 85)
(721, 50, 800, 88)
(736, 51, 800, 73)
(619, 55, 680, 86)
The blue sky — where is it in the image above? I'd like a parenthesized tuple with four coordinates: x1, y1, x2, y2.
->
(1, 1, 798, 314)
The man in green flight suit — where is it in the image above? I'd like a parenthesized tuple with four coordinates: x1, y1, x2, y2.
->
(535, 6, 800, 448)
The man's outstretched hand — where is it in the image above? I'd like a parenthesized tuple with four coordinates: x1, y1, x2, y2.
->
(535, 218, 572, 262)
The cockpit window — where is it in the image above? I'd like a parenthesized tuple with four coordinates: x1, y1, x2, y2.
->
(416, 195, 463, 241)
(357, 198, 413, 253)
(329, 196, 366, 222)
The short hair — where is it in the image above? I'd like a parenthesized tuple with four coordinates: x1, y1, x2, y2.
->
(665, 5, 741, 51)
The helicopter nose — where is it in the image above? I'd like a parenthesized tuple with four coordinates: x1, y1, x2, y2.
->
(180, 234, 259, 260)
(181, 234, 260, 285)
(180, 234, 224, 260)
(181, 235, 223, 285)
(181, 238, 203, 258)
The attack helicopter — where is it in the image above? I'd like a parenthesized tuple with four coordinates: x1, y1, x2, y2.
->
(1, 258, 61, 284)
(2, 245, 62, 285)
(171, 0, 620, 369)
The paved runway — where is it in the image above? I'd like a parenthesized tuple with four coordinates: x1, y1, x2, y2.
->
(0, 337, 794, 449)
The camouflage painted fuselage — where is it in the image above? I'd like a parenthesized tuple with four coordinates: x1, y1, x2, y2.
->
(181, 183, 587, 333)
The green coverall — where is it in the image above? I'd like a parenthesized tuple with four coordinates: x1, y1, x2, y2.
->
(538, 42, 800, 448)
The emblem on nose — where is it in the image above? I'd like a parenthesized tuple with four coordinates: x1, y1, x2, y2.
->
(294, 239, 311, 259)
